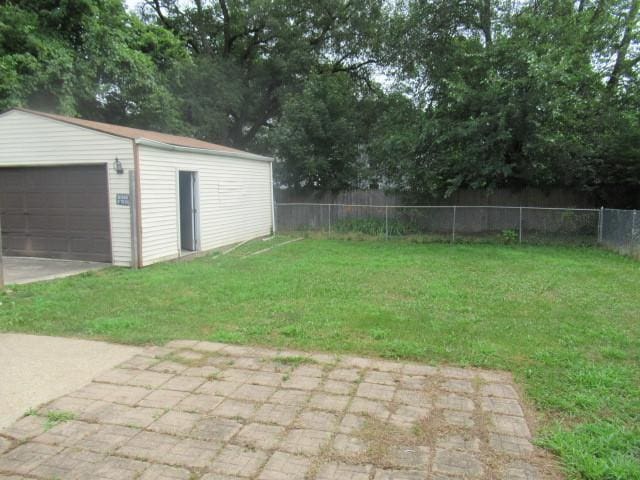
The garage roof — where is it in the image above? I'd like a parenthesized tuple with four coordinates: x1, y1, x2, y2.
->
(11, 108, 272, 161)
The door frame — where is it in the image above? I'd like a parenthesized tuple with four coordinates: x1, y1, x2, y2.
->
(176, 170, 200, 255)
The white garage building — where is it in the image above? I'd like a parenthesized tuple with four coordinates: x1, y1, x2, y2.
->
(0, 108, 274, 267)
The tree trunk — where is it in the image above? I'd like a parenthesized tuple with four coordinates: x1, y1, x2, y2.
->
(608, 0, 639, 90)
(219, 0, 232, 57)
(479, 0, 492, 46)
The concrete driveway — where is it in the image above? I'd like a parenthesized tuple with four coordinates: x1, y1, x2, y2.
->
(0, 334, 140, 429)
(1, 256, 108, 285)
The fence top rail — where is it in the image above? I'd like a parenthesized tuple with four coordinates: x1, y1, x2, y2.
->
(276, 202, 601, 212)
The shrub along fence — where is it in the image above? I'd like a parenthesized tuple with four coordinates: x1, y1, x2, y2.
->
(275, 203, 639, 257)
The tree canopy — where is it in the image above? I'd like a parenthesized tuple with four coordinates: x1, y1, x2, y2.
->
(1, 0, 638, 206)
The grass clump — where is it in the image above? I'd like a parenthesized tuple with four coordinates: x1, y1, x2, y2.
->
(44, 411, 75, 430)
(274, 355, 317, 367)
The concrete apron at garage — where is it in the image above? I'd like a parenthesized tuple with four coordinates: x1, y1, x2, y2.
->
(1, 256, 108, 285)
(0, 334, 141, 430)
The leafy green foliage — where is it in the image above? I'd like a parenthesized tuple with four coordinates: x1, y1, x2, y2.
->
(141, 0, 385, 149)
(1, 1, 637, 204)
(388, 0, 640, 206)
(501, 229, 518, 244)
(0, 0, 188, 130)
(271, 73, 375, 191)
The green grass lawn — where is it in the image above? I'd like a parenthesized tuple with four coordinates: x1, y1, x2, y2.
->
(1, 237, 639, 479)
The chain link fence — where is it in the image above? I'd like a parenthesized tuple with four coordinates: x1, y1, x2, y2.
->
(600, 208, 639, 257)
(276, 203, 639, 256)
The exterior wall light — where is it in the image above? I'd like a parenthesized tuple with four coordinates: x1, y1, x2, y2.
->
(114, 156, 124, 174)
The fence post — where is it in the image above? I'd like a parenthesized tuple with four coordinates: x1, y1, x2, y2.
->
(452, 206, 456, 243)
(328, 204, 332, 236)
(598, 206, 604, 243)
(385, 205, 389, 240)
(271, 200, 277, 236)
(519, 207, 523, 244)
(632, 210, 637, 252)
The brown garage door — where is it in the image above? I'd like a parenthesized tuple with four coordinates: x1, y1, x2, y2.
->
(0, 165, 111, 262)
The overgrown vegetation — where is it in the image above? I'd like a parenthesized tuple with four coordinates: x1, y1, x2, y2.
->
(334, 218, 415, 236)
(311, 215, 597, 246)
(0, 238, 638, 479)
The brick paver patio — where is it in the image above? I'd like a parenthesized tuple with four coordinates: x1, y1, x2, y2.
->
(0, 341, 559, 479)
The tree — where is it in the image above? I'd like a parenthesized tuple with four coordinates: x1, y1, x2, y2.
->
(141, 0, 385, 149)
(385, 0, 640, 206)
(0, 0, 188, 131)
(271, 73, 374, 191)
(0, 2, 76, 113)
(2, 0, 638, 205)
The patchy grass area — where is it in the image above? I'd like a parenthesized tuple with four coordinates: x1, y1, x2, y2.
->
(1, 237, 638, 479)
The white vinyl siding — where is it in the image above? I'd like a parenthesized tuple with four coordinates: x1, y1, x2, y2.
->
(0, 110, 134, 266)
(137, 145, 273, 266)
